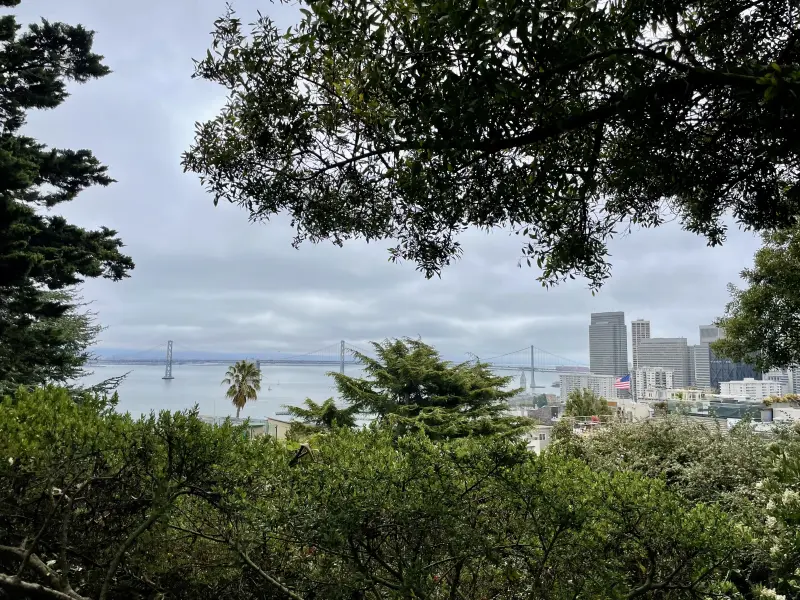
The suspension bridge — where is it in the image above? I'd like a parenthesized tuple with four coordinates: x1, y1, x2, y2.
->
(93, 340, 588, 389)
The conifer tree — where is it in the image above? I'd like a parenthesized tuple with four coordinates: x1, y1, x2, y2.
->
(0, 1, 133, 390)
(330, 338, 533, 439)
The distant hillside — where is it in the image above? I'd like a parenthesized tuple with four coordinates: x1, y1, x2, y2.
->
(91, 348, 325, 361)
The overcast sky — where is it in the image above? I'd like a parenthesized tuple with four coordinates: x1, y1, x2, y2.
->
(14, 1, 763, 364)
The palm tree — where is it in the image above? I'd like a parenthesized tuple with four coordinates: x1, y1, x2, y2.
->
(221, 360, 262, 418)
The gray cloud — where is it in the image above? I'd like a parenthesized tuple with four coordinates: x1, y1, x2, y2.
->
(14, 0, 763, 365)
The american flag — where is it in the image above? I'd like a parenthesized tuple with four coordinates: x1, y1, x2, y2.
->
(614, 374, 631, 390)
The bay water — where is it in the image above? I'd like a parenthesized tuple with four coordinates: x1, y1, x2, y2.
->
(80, 363, 364, 420)
(80, 364, 540, 420)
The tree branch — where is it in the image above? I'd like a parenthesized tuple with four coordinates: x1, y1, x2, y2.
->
(98, 503, 169, 600)
(0, 573, 88, 600)
(0, 545, 64, 594)
(233, 543, 305, 600)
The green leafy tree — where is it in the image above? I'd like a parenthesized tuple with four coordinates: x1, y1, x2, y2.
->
(567, 417, 800, 600)
(714, 225, 800, 371)
(0, 387, 252, 599)
(221, 360, 262, 418)
(199, 429, 743, 600)
(0, 2, 134, 390)
(330, 338, 532, 439)
(184, 2, 800, 289)
(564, 388, 613, 420)
(284, 397, 358, 439)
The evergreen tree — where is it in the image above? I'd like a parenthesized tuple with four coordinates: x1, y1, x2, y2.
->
(330, 338, 533, 439)
(0, 2, 133, 390)
(283, 397, 359, 439)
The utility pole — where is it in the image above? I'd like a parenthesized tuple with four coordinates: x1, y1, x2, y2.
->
(163, 340, 174, 380)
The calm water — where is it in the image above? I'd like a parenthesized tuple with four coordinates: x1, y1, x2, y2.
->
(79, 364, 539, 419)
(80, 364, 366, 420)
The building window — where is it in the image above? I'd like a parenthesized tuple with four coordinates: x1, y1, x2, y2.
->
(539, 433, 547, 441)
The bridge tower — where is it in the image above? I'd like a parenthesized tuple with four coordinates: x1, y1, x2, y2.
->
(530, 345, 536, 389)
(340, 340, 346, 374)
(162, 340, 174, 380)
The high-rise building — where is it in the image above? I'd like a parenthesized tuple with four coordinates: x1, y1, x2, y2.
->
(630, 319, 651, 400)
(765, 369, 789, 391)
(699, 325, 723, 344)
(631, 319, 651, 370)
(637, 338, 690, 388)
(699, 325, 762, 389)
(688, 344, 711, 389)
(589, 312, 628, 377)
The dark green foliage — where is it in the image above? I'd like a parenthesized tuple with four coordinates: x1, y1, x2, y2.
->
(184, 1, 800, 289)
(563, 417, 800, 598)
(6, 386, 800, 599)
(715, 224, 800, 371)
(283, 397, 359, 439)
(0, 3, 133, 390)
(0, 288, 110, 395)
(329, 338, 533, 439)
(0, 387, 254, 599)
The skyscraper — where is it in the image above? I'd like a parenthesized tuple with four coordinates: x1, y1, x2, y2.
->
(688, 344, 711, 389)
(630, 319, 651, 400)
(700, 325, 761, 389)
(631, 319, 651, 372)
(589, 312, 628, 377)
(637, 338, 690, 388)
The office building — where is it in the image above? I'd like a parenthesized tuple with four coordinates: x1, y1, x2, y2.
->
(720, 378, 786, 401)
(589, 312, 628, 377)
(630, 319, 651, 400)
(764, 367, 800, 394)
(634, 366, 674, 399)
(631, 319, 650, 372)
(789, 367, 800, 394)
(637, 338, 690, 388)
(699, 325, 723, 344)
(559, 372, 618, 403)
(699, 325, 762, 389)
(688, 344, 711, 389)
(765, 369, 789, 391)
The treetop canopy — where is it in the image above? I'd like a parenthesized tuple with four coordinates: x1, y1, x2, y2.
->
(184, 0, 800, 289)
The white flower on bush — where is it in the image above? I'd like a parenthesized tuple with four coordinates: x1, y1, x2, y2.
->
(767, 499, 776, 511)
(756, 481, 765, 490)
(766, 515, 778, 529)
(781, 489, 800, 506)
(770, 544, 782, 558)
(759, 587, 786, 600)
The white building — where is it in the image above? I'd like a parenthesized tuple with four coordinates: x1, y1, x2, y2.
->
(526, 425, 553, 454)
(720, 378, 786, 401)
(559, 372, 617, 403)
(634, 366, 674, 400)
(765, 367, 800, 394)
